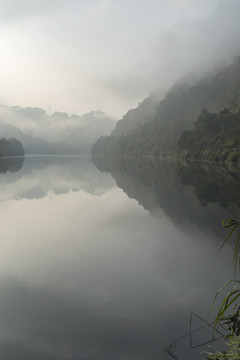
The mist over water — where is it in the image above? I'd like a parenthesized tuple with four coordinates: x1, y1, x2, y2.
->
(0, 1, 239, 358)
(0, 156, 236, 359)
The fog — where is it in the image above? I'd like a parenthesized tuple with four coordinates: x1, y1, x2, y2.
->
(0, 0, 239, 118)
(0, 105, 115, 153)
(0, 4, 239, 358)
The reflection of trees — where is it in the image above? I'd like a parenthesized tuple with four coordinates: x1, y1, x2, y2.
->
(0, 157, 24, 174)
(92, 156, 240, 239)
(177, 161, 240, 208)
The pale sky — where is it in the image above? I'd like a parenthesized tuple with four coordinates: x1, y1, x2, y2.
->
(0, 0, 239, 118)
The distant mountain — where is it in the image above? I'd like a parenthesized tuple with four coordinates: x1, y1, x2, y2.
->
(92, 56, 240, 159)
(0, 106, 115, 154)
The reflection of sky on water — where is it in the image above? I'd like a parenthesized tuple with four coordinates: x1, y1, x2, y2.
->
(0, 157, 235, 359)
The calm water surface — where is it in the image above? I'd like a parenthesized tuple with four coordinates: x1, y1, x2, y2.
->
(0, 155, 238, 360)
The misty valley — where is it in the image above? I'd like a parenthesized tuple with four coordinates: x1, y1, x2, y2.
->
(1, 1, 240, 359)
(0, 155, 237, 360)
(0, 48, 240, 360)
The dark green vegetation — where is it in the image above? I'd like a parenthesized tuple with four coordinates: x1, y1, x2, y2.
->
(0, 137, 24, 157)
(207, 219, 240, 359)
(92, 57, 240, 161)
(206, 335, 240, 359)
(178, 109, 240, 162)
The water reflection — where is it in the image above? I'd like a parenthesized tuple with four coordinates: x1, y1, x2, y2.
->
(0, 279, 166, 360)
(92, 156, 240, 240)
(0, 157, 24, 174)
(0, 156, 115, 201)
(0, 156, 236, 359)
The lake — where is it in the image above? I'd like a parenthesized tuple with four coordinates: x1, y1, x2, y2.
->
(0, 155, 238, 360)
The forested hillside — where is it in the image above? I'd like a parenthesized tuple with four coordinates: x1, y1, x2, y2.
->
(178, 109, 240, 162)
(92, 57, 240, 160)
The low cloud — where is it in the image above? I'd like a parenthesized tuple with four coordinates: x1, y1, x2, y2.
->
(0, 0, 66, 21)
(0, 0, 240, 118)
(97, 0, 240, 112)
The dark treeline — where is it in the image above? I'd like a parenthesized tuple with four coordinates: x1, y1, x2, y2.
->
(93, 109, 240, 162)
(0, 137, 24, 157)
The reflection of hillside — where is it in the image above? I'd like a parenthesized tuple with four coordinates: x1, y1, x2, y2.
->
(92, 156, 240, 238)
(178, 161, 240, 208)
(0, 157, 24, 174)
(0, 156, 115, 201)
